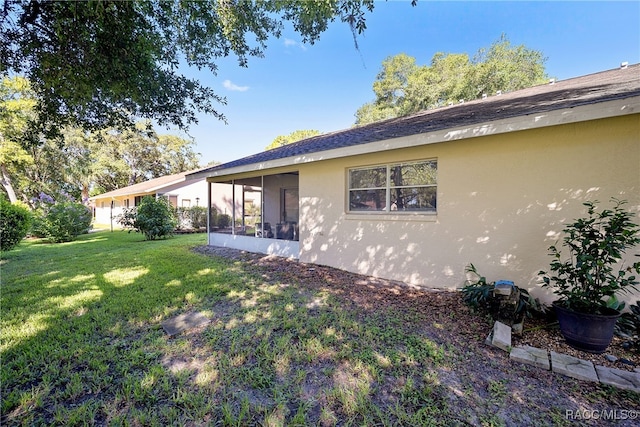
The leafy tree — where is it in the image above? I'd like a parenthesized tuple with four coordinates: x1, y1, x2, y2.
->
(1, 0, 395, 136)
(353, 102, 397, 126)
(354, 53, 417, 124)
(0, 78, 200, 202)
(1, 77, 94, 203)
(0, 76, 36, 202)
(91, 124, 200, 194)
(470, 34, 548, 99)
(372, 53, 418, 109)
(265, 129, 322, 150)
(355, 35, 548, 125)
(402, 52, 474, 114)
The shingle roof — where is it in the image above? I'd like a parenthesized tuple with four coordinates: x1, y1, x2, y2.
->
(90, 170, 197, 200)
(192, 64, 640, 177)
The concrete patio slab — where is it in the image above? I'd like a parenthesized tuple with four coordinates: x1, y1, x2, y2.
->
(162, 311, 210, 336)
(550, 351, 598, 383)
(595, 365, 640, 392)
(510, 346, 550, 370)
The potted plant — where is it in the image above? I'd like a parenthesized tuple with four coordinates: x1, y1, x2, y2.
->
(540, 199, 640, 353)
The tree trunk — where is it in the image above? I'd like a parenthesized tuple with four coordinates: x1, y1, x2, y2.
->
(1, 163, 18, 203)
(81, 183, 89, 203)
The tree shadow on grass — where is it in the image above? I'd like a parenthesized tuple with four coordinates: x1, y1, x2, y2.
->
(2, 232, 638, 426)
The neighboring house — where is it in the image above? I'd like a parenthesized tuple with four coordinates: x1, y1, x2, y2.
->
(90, 170, 259, 229)
(188, 64, 640, 300)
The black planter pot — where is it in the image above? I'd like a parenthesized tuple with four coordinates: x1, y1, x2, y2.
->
(553, 303, 621, 354)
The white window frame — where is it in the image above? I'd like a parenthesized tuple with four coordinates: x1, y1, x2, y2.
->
(347, 159, 437, 214)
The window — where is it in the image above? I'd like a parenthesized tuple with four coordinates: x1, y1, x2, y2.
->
(182, 199, 191, 207)
(348, 160, 437, 213)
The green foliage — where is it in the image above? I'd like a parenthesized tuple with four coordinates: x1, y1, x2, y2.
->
(460, 264, 495, 312)
(0, 195, 32, 251)
(265, 129, 321, 150)
(32, 200, 92, 243)
(116, 207, 138, 230)
(209, 206, 218, 230)
(0, 76, 37, 202)
(461, 263, 546, 319)
(91, 125, 200, 194)
(355, 34, 549, 125)
(616, 301, 640, 352)
(1, 77, 200, 202)
(2, 0, 384, 135)
(540, 199, 640, 314)
(217, 213, 231, 229)
(175, 206, 207, 230)
(2, 231, 633, 425)
(120, 196, 177, 240)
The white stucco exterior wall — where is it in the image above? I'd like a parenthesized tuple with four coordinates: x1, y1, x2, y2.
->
(297, 115, 640, 302)
(92, 180, 237, 228)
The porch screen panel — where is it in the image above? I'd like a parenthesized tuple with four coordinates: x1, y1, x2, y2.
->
(283, 188, 299, 223)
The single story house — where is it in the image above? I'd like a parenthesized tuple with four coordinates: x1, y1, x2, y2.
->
(188, 64, 640, 300)
(90, 170, 260, 230)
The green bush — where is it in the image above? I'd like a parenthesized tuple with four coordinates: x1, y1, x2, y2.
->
(189, 206, 207, 229)
(209, 206, 218, 229)
(116, 206, 138, 230)
(129, 196, 177, 240)
(33, 201, 92, 243)
(217, 213, 231, 228)
(616, 301, 640, 353)
(0, 196, 32, 251)
(461, 263, 546, 320)
(175, 206, 207, 230)
(540, 199, 640, 314)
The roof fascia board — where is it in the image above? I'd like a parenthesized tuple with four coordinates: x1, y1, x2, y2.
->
(90, 190, 155, 201)
(197, 96, 640, 180)
(90, 177, 187, 200)
(146, 177, 186, 193)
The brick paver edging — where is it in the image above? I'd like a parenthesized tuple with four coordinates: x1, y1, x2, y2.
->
(488, 321, 640, 393)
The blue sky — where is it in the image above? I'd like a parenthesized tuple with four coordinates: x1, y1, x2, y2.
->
(174, 1, 640, 165)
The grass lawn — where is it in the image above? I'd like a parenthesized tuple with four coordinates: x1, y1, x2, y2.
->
(2, 231, 637, 426)
(2, 231, 448, 426)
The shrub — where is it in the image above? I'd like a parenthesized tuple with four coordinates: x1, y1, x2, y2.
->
(461, 263, 546, 320)
(616, 301, 640, 353)
(33, 201, 92, 243)
(189, 206, 207, 229)
(123, 196, 177, 240)
(209, 206, 218, 229)
(0, 196, 32, 251)
(540, 198, 640, 314)
(175, 206, 207, 230)
(116, 206, 138, 230)
(217, 213, 231, 228)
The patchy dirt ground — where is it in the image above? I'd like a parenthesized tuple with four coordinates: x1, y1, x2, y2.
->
(193, 245, 640, 426)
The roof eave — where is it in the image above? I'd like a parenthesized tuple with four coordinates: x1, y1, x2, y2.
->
(195, 95, 640, 182)
(89, 177, 187, 200)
